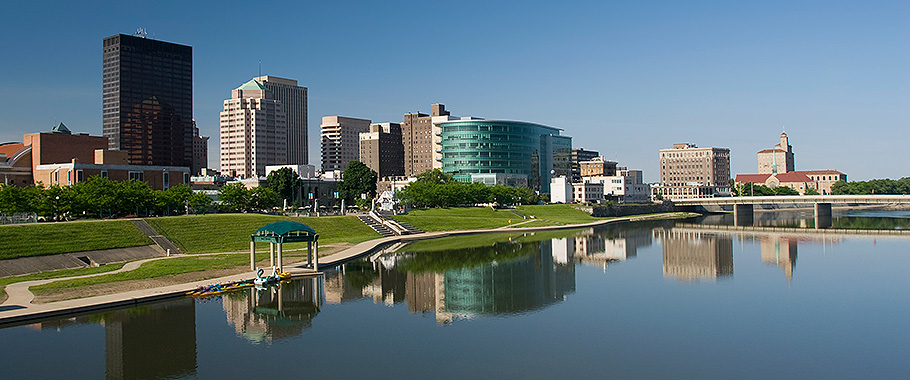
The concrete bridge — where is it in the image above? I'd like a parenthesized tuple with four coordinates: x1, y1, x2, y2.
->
(673, 195, 910, 228)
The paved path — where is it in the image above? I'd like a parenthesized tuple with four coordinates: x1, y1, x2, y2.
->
(0, 213, 679, 326)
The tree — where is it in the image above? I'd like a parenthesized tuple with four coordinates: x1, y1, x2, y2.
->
(416, 169, 455, 184)
(804, 187, 820, 195)
(250, 186, 279, 210)
(267, 167, 299, 205)
(338, 161, 377, 204)
(218, 183, 250, 212)
(188, 192, 213, 214)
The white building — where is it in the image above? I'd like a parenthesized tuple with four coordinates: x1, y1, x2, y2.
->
(585, 168, 651, 203)
(219, 79, 287, 178)
(550, 176, 574, 203)
(573, 182, 604, 203)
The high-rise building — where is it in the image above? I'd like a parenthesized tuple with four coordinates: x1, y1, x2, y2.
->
(360, 123, 404, 178)
(320, 116, 371, 172)
(757, 132, 795, 174)
(654, 143, 731, 200)
(253, 76, 308, 165)
(402, 104, 449, 176)
(102, 33, 193, 169)
(438, 119, 572, 193)
(219, 79, 287, 178)
(191, 120, 208, 175)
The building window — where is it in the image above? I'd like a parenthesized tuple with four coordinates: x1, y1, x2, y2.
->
(184, 173, 190, 184)
(129, 171, 144, 181)
(163, 172, 170, 189)
(67, 170, 71, 185)
(53, 171, 58, 184)
(101, 170, 108, 178)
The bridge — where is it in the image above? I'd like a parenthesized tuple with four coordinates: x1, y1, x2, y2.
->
(673, 195, 910, 228)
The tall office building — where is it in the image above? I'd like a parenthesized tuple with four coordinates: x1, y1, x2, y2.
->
(360, 123, 404, 178)
(219, 79, 287, 178)
(253, 76, 308, 165)
(320, 116, 371, 172)
(402, 104, 449, 176)
(191, 120, 208, 175)
(653, 143, 731, 200)
(102, 33, 193, 169)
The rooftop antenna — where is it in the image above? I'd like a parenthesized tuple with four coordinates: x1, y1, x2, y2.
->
(135, 28, 148, 38)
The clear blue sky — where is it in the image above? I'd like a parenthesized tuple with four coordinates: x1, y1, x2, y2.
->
(1, 0, 907, 181)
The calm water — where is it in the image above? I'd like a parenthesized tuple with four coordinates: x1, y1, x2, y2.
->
(2, 215, 909, 379)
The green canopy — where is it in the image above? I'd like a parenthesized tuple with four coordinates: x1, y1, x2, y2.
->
(251, 221, 318, 244)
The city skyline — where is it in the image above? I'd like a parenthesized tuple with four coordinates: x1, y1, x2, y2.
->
(1, 1, 907, 181)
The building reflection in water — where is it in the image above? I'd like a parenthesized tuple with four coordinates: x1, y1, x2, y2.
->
(324, 235, 575, 324)
(760, 236, 798, 281)
(657, 229, 734, 282)
(221, 277, 322, 343)
(565, 225, 653, 272)
(27, 298, 198, 380)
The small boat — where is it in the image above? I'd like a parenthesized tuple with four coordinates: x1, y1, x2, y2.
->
(187, 268, 290, 297)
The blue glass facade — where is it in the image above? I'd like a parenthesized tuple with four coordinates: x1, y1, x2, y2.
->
(439, 120, 571, 193)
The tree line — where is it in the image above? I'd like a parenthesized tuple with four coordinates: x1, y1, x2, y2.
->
(831, 178, 910, 195)
(0, 177, 212, 219)
(397, 169, 540, 208)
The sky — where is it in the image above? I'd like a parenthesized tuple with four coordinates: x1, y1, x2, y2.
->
(0, 0, 907, 182)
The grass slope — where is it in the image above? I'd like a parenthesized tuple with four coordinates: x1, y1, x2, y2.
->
(517, 204, 601, 224)
(0, 264, 125, 303)
(0, 221, 152, 260)
(391, 207, 518, 231)
(145, 214, 380, 254)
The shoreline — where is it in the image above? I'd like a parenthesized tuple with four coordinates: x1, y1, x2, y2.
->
(0, 213, 692, 326)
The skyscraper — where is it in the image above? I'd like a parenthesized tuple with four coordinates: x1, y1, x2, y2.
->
(219, 79, 287, 178)
(320, 116, 371, 172)
(360, 123, 404, 178)
(102, 33, 193, 169)
(253, 76, 308, 165)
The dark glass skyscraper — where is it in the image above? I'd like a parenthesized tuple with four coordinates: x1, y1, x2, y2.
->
(102, 34, 193, 169)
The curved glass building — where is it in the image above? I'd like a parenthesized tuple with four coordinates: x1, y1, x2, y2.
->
(439, 120, 571, 193)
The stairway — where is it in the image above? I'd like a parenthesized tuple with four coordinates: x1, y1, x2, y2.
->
(395, 221, 423, 234)
(357, 215, 396, 237)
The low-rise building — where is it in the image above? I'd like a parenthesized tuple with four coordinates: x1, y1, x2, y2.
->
(550, 177, 574, 203)
(585, 168, 651, 203)
(573, 182, 604, 203)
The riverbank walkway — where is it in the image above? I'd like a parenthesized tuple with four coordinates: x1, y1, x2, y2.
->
(0, 213, 680, 326)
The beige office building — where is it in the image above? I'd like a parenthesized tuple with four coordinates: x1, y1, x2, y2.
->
(220, 79, 287, 178)
(654, 143, 731, 200)
(321, 116, 371, 172)
(254, 76, 308, 165)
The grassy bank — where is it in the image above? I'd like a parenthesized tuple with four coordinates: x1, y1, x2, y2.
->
(0, 264, 125, 303)
(391, 207, 520, 231)
(145, 214, 381, 254)
(516, 204, 600, 224)
(0, 221, 152, 260)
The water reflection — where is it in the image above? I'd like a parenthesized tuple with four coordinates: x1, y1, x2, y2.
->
(656, 229, 734, 281)
(325, 233, 576, 323)
(221, 278, 322, 343)
(28, 298, 197, 380)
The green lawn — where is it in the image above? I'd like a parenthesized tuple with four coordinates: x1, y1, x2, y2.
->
(30, 254, 257, 293)
(517, 204, 601, 225)
(145, 214, 381, 254)
(0, 264, 125, 302)
(391, 207, 518, 231)
(0, 221, 152, 260)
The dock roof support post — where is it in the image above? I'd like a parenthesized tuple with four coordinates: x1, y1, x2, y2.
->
(250, 241, 256, 271)
(269, 243, 275, 268)
(307, 241, 313, 268)
(277, 242, 283, 272)
(313, 242, 318, 269)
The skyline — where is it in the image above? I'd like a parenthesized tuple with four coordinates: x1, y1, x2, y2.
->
(1, 0, 907, 182)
